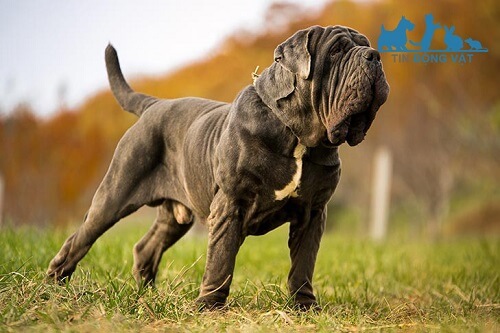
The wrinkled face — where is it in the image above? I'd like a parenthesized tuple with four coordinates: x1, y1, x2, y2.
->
(311, 26, 390, 146)
(255, 25, 390, 147)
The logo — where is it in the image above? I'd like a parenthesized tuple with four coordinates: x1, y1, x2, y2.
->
(378, 13, 488, 64)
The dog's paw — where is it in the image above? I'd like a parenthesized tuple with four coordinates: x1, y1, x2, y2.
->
(293, 297, 322, 312)
(45, 269, 72, 285)
(195, 296, 227, 311)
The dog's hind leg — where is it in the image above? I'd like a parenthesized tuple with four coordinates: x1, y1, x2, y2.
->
(133, 200, 193, 286)
(47, 120, 168, 282)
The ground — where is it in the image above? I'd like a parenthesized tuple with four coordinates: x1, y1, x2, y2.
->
(0, 219, 498, 332)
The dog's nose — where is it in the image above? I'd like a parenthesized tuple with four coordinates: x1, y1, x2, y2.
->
(363, 49, 380, 62)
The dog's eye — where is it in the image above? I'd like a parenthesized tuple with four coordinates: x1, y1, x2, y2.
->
(330, 49, 342, 59)
(274, 56, 282, 63)
(329, 44, 342, 57)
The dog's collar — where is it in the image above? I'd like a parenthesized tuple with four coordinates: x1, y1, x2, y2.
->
(251, 66, 260, 86)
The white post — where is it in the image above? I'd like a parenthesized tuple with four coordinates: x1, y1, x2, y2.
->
(369, 146, 393, 241)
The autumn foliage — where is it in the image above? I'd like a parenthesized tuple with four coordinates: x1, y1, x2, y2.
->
(1, 0, 499, 233)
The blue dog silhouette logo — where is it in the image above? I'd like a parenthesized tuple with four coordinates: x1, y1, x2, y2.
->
(378, 16, 415, 51)
(378, 13, 488, 62)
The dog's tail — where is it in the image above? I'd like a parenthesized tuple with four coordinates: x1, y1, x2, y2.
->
(105, 44, 157, 117)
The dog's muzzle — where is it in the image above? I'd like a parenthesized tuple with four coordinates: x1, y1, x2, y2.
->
(327, 117, 351, 146)
(326, 47, 388, 147)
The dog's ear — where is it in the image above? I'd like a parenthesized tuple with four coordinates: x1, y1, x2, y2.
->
(255, 28, 313, 107)
(255, 27, 326, 147)
(274, 29, 311, 80)
(255, 62, 295, 108)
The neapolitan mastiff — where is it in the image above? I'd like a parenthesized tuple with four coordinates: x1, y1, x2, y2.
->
(47, 25, 389, 309)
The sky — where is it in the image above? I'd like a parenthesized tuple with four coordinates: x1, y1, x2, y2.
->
(0, 0, 329, 116)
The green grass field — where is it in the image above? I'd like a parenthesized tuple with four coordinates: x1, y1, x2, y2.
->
(0, 221, 498, 332)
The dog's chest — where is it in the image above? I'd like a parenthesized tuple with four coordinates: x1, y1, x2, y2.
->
(274, 143, 306, 201)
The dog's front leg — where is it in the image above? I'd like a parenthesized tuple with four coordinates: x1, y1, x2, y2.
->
(197, 192, 244, 310)
(287, 207, 326, 310)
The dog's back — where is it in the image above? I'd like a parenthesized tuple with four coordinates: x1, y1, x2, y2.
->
(106, 43, 233, 215)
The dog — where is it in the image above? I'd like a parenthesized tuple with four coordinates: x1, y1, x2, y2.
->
(47, 25, 389, 310)
(378, 16, 415, 51)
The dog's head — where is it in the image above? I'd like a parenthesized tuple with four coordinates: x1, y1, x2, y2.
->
(255, 25, 389, 147)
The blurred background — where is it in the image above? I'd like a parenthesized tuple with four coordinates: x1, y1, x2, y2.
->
(0, 0, 498, 240)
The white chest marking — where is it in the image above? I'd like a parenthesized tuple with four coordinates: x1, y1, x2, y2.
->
(274, 143, 306, 201)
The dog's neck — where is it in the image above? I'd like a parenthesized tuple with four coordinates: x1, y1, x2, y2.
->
(254, 63, 326, 148)
(235, 86, 340, 167)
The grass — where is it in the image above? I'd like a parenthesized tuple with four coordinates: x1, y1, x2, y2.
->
(0, 221, 498, 332)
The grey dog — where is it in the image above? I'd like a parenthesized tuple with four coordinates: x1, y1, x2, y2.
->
(47, 25, 389, 310)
